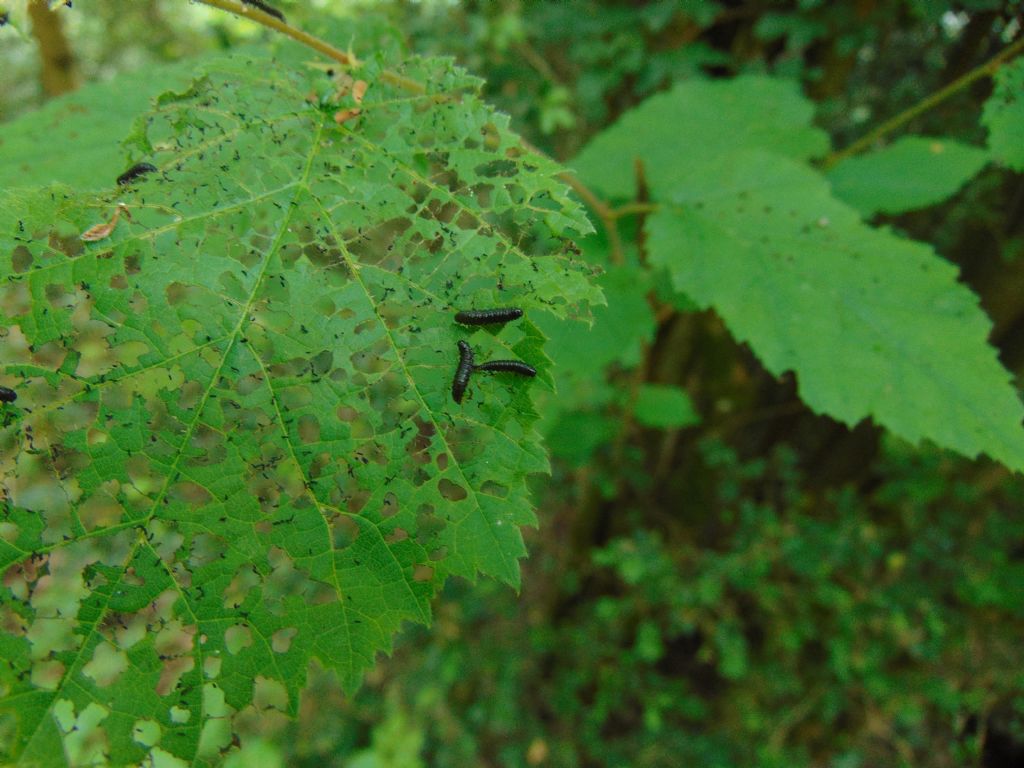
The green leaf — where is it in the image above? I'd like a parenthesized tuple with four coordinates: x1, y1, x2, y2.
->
(827, 136, 989, 216)
(0, 58, 207, 190)
(537, 261, 653, 415)
(634, 384, 700, 429)
(754, 13, 828, 48)
(570, 75, 829, 198)
(983, 56, 1024, 171)
(0, 48, 598, 766)
(545, 410, 618, 466)
(646, 149, 1024, 469)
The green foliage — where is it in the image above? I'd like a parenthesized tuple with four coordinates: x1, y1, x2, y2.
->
(0, 60, 202, 190)
(533, 253, 654, 467)
(5, 3, 1024, 767)
(539, 258, 653, 410)
(827, 136, 990, 216)
(0, 44, 598, 766)
(574, 76, 1024, 471)
(279, 439, 1024, 768)
(571, 76, 828, 196)
(983, 55, 1024, 171)
(633, 384, 699, 429)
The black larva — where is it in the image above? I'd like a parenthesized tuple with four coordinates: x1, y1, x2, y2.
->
(0, 386, 16, 403)
(241, 0, 286, 22)
(454, 307, 523, 326)
(116, 162, 158, 186)
(451, 340, 474, 404)
(474, 360, 537, 377)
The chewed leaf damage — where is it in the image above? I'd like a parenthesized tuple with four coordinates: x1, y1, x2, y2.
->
(0, 48, 599, 766)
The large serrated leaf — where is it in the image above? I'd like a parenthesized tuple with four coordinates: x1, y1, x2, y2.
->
(647, 149, 1024, 469)
(826, 136, 989, 216)
(570, 75, 830, 197)
(0, 48, 598, 766)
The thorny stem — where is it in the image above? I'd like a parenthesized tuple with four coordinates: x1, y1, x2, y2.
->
(823, 33, 1024, 169)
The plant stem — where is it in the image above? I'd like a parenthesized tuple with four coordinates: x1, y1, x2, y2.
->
(611, 201, 659, 219)
(29, 0, 78, 96)
(197, 0, 358, 67)
(197, 0, 430, 93)
(824, 34, 1024, 168)
(557, 170, 625, 265)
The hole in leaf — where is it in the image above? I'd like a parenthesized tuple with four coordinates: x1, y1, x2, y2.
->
(78, 492, 125, 531)
(223, 566, 260, 609)
(346, 488, 370, 514)
(330, 513, 360, 549)
(386, 527, 408, 544)
(297, 414, 320, 444)
(169, 481, 213, 508)
(224, 624, 252, 655)
(481, 480, 508, 498)
(82, 638, 130, 688)
(11, 245, 32, 272)
(271, 627, 297, 653)
(438, 479, 467, 502)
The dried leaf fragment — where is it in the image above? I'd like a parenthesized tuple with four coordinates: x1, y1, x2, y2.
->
(333, 108, 362, 125)
(352, 80, 368, 105)
(81, 204, 131, 242)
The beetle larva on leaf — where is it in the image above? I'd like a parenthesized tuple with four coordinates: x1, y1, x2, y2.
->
(116, 162, 158, 186)
(454, 307, 524, 326)
(474, 360, 537, 377)
(0, 386, 17, 403)
(451, 340, 475, 404)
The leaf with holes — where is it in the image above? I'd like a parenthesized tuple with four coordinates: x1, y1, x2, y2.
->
(0, 47, 598, 767)
(0, 58, 203, 191)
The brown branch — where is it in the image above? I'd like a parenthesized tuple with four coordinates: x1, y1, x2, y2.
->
(610, 202, 659, 219)
(198, 0, 357, 66)
(556, 169, 625, 265)
(197, 0, 429, 94)
(29, 0, 78, 97)
(824, 33, 1024, 169)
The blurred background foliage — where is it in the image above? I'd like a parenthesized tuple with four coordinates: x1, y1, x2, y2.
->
(3, 1, 1024, 766)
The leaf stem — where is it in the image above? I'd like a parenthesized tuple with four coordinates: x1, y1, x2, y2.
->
(197, 0, 430, 93)
(611, 201, 659, 219)
(823, 33, 1024, 169)
(197, 0, 359, 67)
(557, 169, 626, 265)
